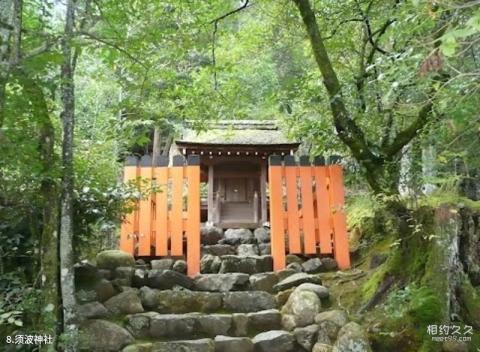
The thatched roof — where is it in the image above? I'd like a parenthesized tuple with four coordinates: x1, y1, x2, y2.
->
(176, 120, 299, 147)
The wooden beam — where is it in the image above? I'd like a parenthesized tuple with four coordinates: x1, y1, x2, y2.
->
(207, 165, 214, 223)
(260, 162, 267, 223)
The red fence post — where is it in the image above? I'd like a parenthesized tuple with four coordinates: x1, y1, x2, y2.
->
(268, 155, 287, 271)
(120, 156, 138, 254)
(154, 155, 169, 256)
(186, 155, 200, 277)
(328, 160, 351, 269)
(170, 155, 184, 257)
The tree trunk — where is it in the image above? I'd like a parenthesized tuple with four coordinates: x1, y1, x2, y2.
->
(0, 0, 14, 128)
(152, 127, 161, 163)
(59, 0, 77, 350)
(422, 145, 437, 195)
(16, 70, 59, 350)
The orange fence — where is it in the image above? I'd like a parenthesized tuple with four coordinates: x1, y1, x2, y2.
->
(268, 155, 350, 271)
(120, 154, 200, 277)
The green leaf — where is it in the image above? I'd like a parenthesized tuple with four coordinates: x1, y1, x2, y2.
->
(440, 36, 458, 57)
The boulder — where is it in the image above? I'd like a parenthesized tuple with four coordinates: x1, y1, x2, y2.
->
(219, 255, 273, 274)
(98, 269, 113, 280)
(79, 319, 133, 351)
(315, 310, 348, 340)
(173, 260, 187, 274)
(77, 301, 109, 320)
(214, 336, 253, 352)
(276, 288, 294, 306)
(114, 266, 135, 286)
(247, 309, 281, 331)
(122, 343, 153, 352)
(281, 289, 321, 330)
(132, 269, 148, 287)
(96, 250, 135, 270)
(195, 314, 232, 336)
(151, 259, 174, 270)
(252, 330, 296, 352)
(202, 244, 235, 256)
(286, 254, 304, 264)
(200, 254, 221, 273)
(223, 228, 254, 245)
(231, 313, 249, 336)
(149, 314, 196, 338)
(155, 290, 222, 313)
(74, 261, 100, 289)
(313, 343, 333, 352)
(286, 262, 303, 272)
(139, 286, 159, 310)
(317, 328, 332, 345)
(258, 243, 271, 255)
(223, 291, 277, 312)
(249, 272, 278, 293)
(332, 322, 372, 352)
(295, 283, 329, 299)
(276, 269, 297, 281)
(274, 272, 322, 292)
(302, 258, 323, 274)
(151, 339, 214, 352)
(148, 269, 194, 290)
(315, 310, 348, 327)
(321, 258, 338, 271)
(294, 324, 319, 351)
(126, 312, 158, 338)
(237, 244, 259, 256)
(76, 289, 97, 304)
(94, 279, 117, 302)
(201, 225, 224, 245)
(254, 227, 270, 243)
(104, 290, 144, 315)
(194, 273, 249, 292)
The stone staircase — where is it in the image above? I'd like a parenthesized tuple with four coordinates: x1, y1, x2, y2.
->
(75, 227, 372, 352)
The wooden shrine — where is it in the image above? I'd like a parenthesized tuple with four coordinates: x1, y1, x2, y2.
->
(174, 120, 300, 229)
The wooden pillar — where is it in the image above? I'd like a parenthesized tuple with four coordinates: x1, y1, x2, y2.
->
(207, 164, 214, 224)
(260, 161, 267, 223)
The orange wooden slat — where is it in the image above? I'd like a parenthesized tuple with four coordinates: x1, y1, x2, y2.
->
(268, 161, 286, 271)
(138, 165, 153, 256)
(154, 166, 169, 256)
(170, 165, 184, 256)
(285, 165, 301, 253)
(328, 165, 351, 269)
(314, 166, 333, 254)
(299, 165, 316, 254)
(186, 162, 201, 277)
(120, 165, 138, 254)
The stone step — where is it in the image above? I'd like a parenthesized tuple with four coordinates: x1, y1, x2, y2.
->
(139, 288, 278, 313)
(125, 310, 282, 339)
(120, 329, 302, 352)
(201, 255, 273, 274)
(121, 330, 301, 352)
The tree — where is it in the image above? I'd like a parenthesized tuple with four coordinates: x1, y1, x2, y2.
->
(291, 0, 445, 195)
(59, 0, 77, 349)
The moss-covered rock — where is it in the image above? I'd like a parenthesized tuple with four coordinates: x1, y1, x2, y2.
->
(79, 319, 134, 351)
(96, 250, 135, 270)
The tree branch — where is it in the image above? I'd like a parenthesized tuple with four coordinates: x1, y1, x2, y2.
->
(293, 0, 381, 168)
(209, 0, 251, 24)
(210, 0, 251, 90)
(383, 98, 433, 157)
(76, 30, 147, 68)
